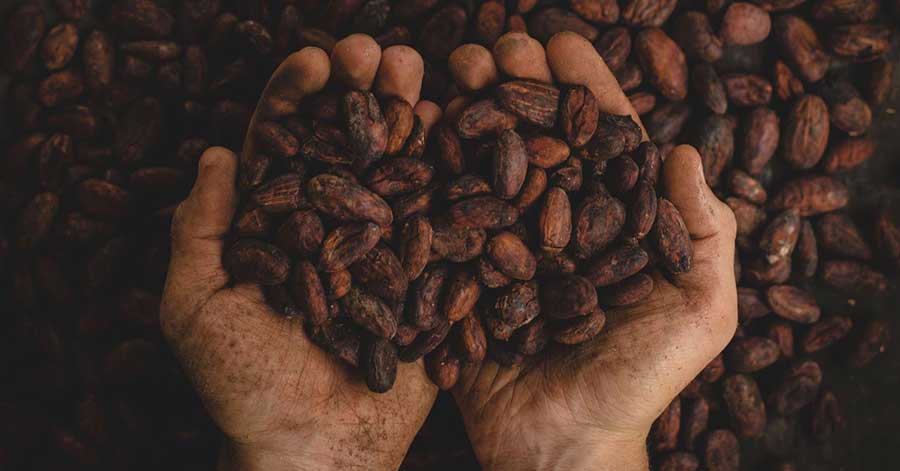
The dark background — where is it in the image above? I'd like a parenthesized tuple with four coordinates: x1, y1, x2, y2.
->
(2, 1, 899, 470)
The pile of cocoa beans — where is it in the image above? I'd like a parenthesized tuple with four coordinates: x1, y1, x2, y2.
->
(226, 69, 691, 392)
(1, 0, 899, 470)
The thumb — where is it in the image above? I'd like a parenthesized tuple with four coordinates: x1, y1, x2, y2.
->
(163, 147, 239, 316)
(661, 145, 738, 297)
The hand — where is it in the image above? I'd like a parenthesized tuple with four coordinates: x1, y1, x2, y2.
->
(447, 33, 739, 471)
(160, 35, 441, 471)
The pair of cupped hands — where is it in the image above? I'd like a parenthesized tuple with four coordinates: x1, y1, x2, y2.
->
(161, 32, 738, 471)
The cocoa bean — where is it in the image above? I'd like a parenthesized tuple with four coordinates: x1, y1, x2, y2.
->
(593, 27, 631, 71)
(308, 318, 361, 367)
(635, 28, 688, 101)
(419, 5, 467, 59)
(828, 23, 890, 62)
(658, 452, 700, 471)
(538, 187, 572, 252)
(816, 213, 872, 260)
(570, 0, 619, 24)
(364, 337, 398, 393)
(425, 341, 461, 390)
(492, 130, 529, 199)
(457, 99, 518, 139)
(727, 337, 780, 372)
(606, 156, 640, 195)
(350, 244, 408, 303)
(759, 209, 802, 264)
(553, 307, 606, 344)
(399, 320, 451, 362)
(108, 0, 175, 39)
(737, 287, 770, 320)
(692, 63, 728, 115)
(723, 374, 767, 438)
(513, 317, 548, 355)
(766, 285, 821, 323)
(647, 101, 692, 144)
(486, 232, 536, 281)
(585, 244, 649, 286)
(252, 174, 305, 213)
(366, 158, 435, 197)
(820, 259, 888, 296)
(342, 287, 397, 339)
(344, 90, 388, 164)
(703, 430, 740, 471)
(812, 390, 844, 442)
(496, 80, 560, 129)
(821, 137, 874, 174)
(692, 114, 734, 187)
(847, 318, 891, 367)
(681, 397, 710, 451)
(826, 85, 873, 138)
(621, 0, 677, 27)
(722, 74, 772, 106)
(774, 16, 830, 83)
(474, 1, 506, 46)
(494, 281, 540, 328)
(291, 260, 330, 325)
(308, 174, 393, 226)
(2, 2, 47, 72)
(802, 316, 853, 353)
(812, 0, 880, 23)
(223, 239, 290, 286)
(769, 175, 848, 216)
(769, 360, 822, 415)
(431, 222, 486, 262)
(653, 198, 694, 274)
(274, 210, 323, 256)
(651, 399, 681, 452)
(673, 12, 723, 63)
(448, 196, 518, 229)
(41, 23, 79, 71)
(527, 8, 598, 42)
(772, 60, 805, 102)
(875, 206, 900, 269)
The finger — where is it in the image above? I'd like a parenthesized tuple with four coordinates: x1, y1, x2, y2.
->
(492, 32, 553, 83)
(545, 32, 647, 140)
(662, 145, 734, 240)
(330, 34, 382, 91)
(448, 44, 499, 94)
(255, 47, 332, 121)
(662, 145, 738, 304)
(240, 48, 331, 189)
(414, 100, 442, 138)
(375, 45, 424, 106)
(164, 147, 239, 314)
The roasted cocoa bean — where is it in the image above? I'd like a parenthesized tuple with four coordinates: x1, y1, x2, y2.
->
(653, 198, 694, 274)
(723, 374, 767, 438)
(652, 399, 682, 452)
(727, 337, 780, 372)
(635, 28, 688, 101)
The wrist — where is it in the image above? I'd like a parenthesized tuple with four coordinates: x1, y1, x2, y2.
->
(217, 429, 411, 471)
(218, 441, 309, 471)
(476, 426, 649, 471)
